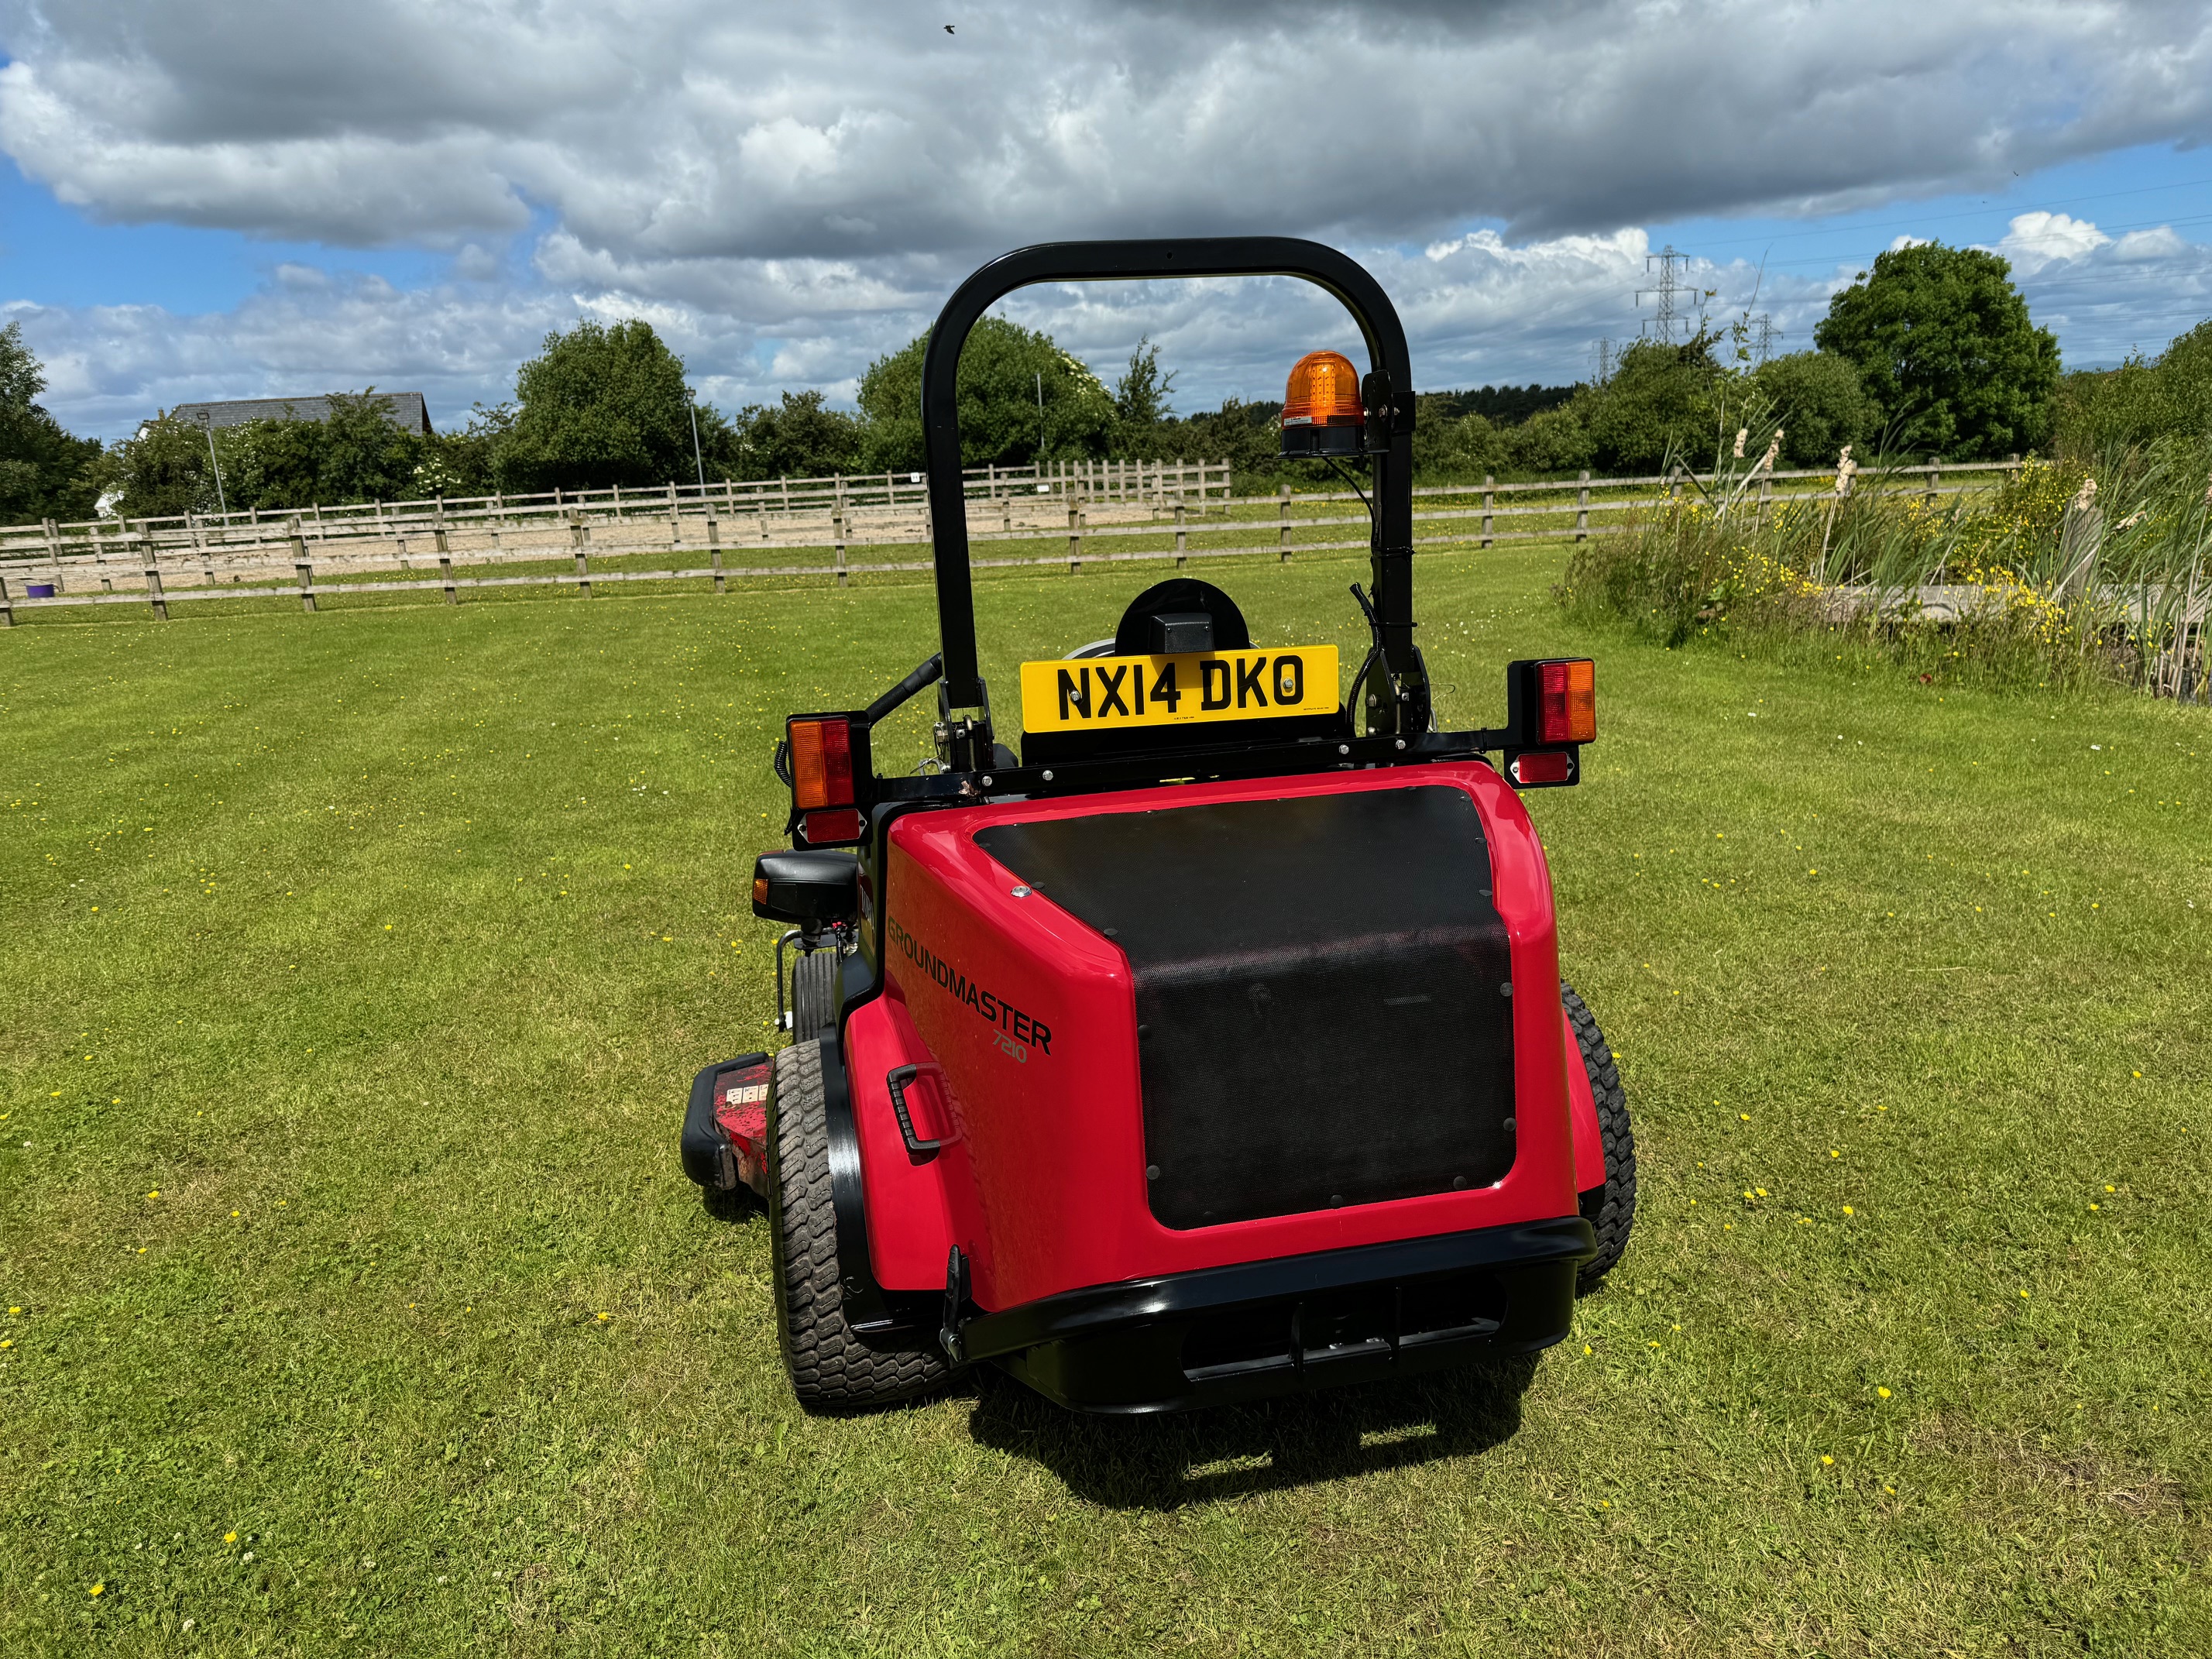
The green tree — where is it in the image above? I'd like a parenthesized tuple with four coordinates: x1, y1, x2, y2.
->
(857, 317, 1117, 472)
(211, 409, 324, 512)
(2056, 317, 2212, 453)
(1112, 336, 1177, 452)
(1503, 402, 1595, 473)
(1748, 351, 1874, 466)
(1814, 242, 2059, 459)
(315, 390, 430, 501)
(494, 319, 696, 492)
(0, 321, 102, 522)
(424, 403, 514, 496)
(1581, 336, 1724, 474)
(725, 390, 865, 480)
(1410, 395, 1509, 480)
(101, 414, 218, 519)
(1154, 397, 1286, 484)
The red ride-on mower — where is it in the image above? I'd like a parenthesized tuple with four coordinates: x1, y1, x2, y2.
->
(679, 239, 1636, 1413)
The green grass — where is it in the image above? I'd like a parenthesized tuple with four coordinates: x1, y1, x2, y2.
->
(2, 548, 2207, 1656)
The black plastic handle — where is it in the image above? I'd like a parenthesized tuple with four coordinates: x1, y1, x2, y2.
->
(885, 1063, 949, 1163)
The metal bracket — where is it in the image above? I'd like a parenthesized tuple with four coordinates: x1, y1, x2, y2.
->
(939, 1245, 970, 1365)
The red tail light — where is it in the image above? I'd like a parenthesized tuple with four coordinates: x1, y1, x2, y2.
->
(788, 717, 854, 810)
(1537, 659, 1595, 745)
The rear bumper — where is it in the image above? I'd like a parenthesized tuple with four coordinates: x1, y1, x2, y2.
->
(960, 1214, 1595, 1414)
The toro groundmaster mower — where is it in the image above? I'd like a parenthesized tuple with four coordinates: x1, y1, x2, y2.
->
(681, 239, 1636, 1413)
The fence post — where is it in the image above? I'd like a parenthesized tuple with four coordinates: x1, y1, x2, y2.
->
(144, 560, 167, 621)
(833, 510, 848, 587)
(2008, 452, 2021, 483)
(1576, 472, 1591, 541)
(1, 573, 12, 627)
(1758, 472, 1772, 517)
(1279, 483, 1293, 562)
(1481, 475, 1495, 548)
(1926, 459, 1941, 508)
(1668, 465, 1682, 505)
(1068, 500, 1083, 573)
(441, 554, 456, 604)
(1175, 503, 1188, 570)
(571, 514, 591, 595)
(709, 510, 725, 594)
(296, 560, 315, 613)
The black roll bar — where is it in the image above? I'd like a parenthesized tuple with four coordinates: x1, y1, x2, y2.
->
(919, 239, 1424, 730)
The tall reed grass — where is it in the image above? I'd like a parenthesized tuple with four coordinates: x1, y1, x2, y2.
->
(1561, 417, 2210, 699)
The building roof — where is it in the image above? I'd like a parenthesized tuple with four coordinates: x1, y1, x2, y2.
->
(165, 391, 433, 435)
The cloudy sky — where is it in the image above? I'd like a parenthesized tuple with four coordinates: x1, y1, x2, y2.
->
(3, 0, 2211, 441)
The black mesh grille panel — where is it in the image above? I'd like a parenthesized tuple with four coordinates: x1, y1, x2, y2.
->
(974, 785, 1515, 1228)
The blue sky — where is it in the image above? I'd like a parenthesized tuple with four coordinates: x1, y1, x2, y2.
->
(4, 2, 2210, 442)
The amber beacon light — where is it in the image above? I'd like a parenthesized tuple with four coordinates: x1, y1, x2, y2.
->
(1279, 349, 1365, 457)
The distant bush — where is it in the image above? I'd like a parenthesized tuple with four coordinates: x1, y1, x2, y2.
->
(2055, 318, 2212, 455)
(1747, 352, 1874, 468)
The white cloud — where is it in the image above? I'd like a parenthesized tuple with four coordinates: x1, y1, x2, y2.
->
(2114, 225, 2190, 261)
(6, 1, 2212, 432)
(5, 1, 2210, 253)
(1998, 211, 2111, 273)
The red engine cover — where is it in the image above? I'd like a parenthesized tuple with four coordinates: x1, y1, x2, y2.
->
(840, 761, 1587, 1314)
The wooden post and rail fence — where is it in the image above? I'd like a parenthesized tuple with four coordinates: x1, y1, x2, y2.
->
(0, 457, 2025, 625)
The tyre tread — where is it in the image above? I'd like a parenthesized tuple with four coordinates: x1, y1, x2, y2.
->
(1562, 981, 1637, 1289)
(770, 1041, 950, 1410)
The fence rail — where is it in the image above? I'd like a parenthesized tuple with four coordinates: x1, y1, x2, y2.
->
(0, 458, 1233, 566)
(0, 459, 2023, 625)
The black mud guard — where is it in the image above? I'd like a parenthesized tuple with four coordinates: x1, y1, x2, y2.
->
(681, 1052, 769, 1189)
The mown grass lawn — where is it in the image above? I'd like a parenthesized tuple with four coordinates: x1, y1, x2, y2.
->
(2, 546, 2207, 1657)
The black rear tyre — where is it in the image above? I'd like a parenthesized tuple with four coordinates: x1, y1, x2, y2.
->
(1563, 982, 1636, 1290)
(791, 946, 842, 1040)
(769, 1040, 951, 1410)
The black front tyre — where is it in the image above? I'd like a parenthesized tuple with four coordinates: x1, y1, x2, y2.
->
(768, 1039, 951, 1410)
(1563, 983, 1637, 1290)
(790, 946, 842, 1039)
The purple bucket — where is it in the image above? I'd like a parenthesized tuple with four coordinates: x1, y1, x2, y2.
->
(26, 582, 57, 598)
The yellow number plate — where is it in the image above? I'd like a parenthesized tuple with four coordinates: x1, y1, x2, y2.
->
(1019, 646, 1340, 735)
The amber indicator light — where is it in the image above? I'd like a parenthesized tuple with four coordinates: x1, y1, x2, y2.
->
(1536, 659, 1596, 745)
(788, 717, 855, 810)
(1280, 350, 1364, 429)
